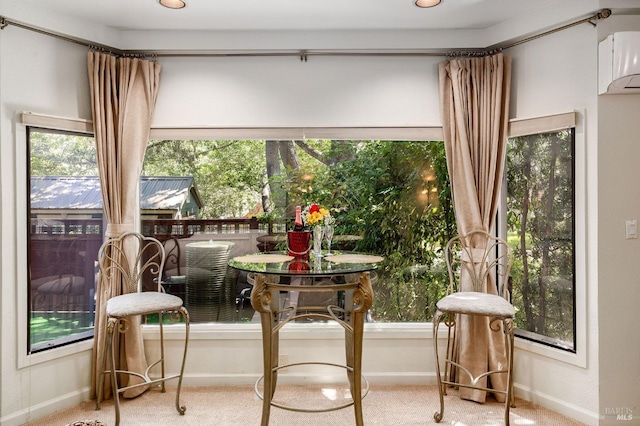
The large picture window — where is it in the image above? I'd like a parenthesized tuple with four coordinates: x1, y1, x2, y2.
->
(141, 126, 578, 353)
(24, 115, 578, 355)
(141, 139, 455, 323)
(28, 127, 101, 353)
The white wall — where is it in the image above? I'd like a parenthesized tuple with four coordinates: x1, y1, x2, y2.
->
(2, 9, 635, 426)
(506, 20, 601, 424)
(154, 55, 441, 128)
(0, 26, 94, 425)
(596, 14, 640, 426)
(507, 12, 640, 424)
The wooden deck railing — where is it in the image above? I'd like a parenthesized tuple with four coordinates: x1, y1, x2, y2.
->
(31, 218, 103, 236)
(141, 218, 287, 239)
(28, 217, 290, 312)
(29, 217, 286, 238)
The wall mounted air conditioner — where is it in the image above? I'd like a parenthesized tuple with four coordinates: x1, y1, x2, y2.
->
(598, 31, 640, 95)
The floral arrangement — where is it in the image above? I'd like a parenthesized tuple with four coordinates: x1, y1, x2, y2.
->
(302, 203, 334, 227)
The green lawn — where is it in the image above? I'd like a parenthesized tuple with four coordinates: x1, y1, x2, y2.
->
(30, 312, 94, 346)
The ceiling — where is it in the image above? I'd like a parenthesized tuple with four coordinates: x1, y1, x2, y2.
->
(0, 0, 618, 52)
(5, 0, 583, 32)
(7, 0, 573, 32)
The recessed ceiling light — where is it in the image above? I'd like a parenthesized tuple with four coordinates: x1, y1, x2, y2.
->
(159, 0, 186, 9)
(415, 0, 441, 8)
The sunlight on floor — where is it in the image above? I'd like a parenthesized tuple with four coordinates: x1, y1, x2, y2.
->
(321, 387, 354, 401)
(445, 411, 537, 426)
(321, 388, 337, 401)
(512, 414, 536, 424)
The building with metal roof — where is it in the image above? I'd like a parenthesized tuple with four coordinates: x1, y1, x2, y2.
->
(30, 176, 203, 220)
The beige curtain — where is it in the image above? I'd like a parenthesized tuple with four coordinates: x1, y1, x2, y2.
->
(88, 51, 161, 400)
(438, 53, 512, 403)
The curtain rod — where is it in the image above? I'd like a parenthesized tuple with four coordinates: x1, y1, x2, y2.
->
(0, 16, 120, 54)
(488, 8, 612, 54)
(0, 9, 611, 60)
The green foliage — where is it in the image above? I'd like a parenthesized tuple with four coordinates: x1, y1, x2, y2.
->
(149, 139, 457, 322)
(29, 128, 577, 334)
(29, 132, 97, 176)
(144, 140, 266, 218)
(288, 140, 456, 321)
(507, 130, 574, 345)
(32, 131, 457, 323)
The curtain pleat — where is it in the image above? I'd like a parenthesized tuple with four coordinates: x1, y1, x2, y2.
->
(439, 53, 512, 403)
(88, 51, 161, 401)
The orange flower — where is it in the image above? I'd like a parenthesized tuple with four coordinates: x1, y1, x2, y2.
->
(303, 204, 333, 226)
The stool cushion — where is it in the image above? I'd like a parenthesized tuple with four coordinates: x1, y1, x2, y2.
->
(436, 291, 515, 318)
(106, 292, 183, 318)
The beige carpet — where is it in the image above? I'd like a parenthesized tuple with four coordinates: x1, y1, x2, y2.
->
(25, 384, 585, 426)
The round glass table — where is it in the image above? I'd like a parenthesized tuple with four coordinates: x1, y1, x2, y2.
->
(228, 251, 383, 426)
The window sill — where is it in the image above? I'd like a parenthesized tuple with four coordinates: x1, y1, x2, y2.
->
(18, 338, 93, 369)
(143, 321, 586, 367)
(515, 336, 586, 368)
(142, 321, 446, 340)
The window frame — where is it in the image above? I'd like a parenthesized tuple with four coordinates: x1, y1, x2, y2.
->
(502, 110, 586, 367)
(16, 118, 97, 367)
(17, 111, 585, 369)
(506, 127, 576, 352)
(25, 125, 100, 354)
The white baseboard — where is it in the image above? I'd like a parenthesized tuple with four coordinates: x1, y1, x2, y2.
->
(0, 386, 91, 426)
(3, 376, 597, 426)
(515, 383, 600, 426)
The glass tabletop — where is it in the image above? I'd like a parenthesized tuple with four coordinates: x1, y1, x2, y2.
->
(228, 251, 382, 277)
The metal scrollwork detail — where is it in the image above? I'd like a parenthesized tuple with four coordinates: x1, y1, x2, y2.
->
(504, 318, 514, 335)
(443, 313, 456, 328)
(353, 272, 374, 313)
(166, 310, 183, 323)
(489, 316, 505, 332)
(106, 317, 130, 335)
(117, 317, 130, 334)
(250, 274, 272, 314)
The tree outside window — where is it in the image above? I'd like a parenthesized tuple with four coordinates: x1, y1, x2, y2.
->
(27, 125, 577, 353)
(144, 139, 455, 322)
(507, 129, 575, 351)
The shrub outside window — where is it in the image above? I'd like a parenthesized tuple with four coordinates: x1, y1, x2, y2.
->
(25, 119, 577, 354)
(142, 139, 455, 323)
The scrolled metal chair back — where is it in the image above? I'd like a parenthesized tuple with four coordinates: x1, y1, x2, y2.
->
(98, 232, 165, 294)
(445, 230, 513, 299)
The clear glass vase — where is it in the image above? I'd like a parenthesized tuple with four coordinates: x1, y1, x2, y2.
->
(313, 225, 323, 258)
(324, 224, 334, 255)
